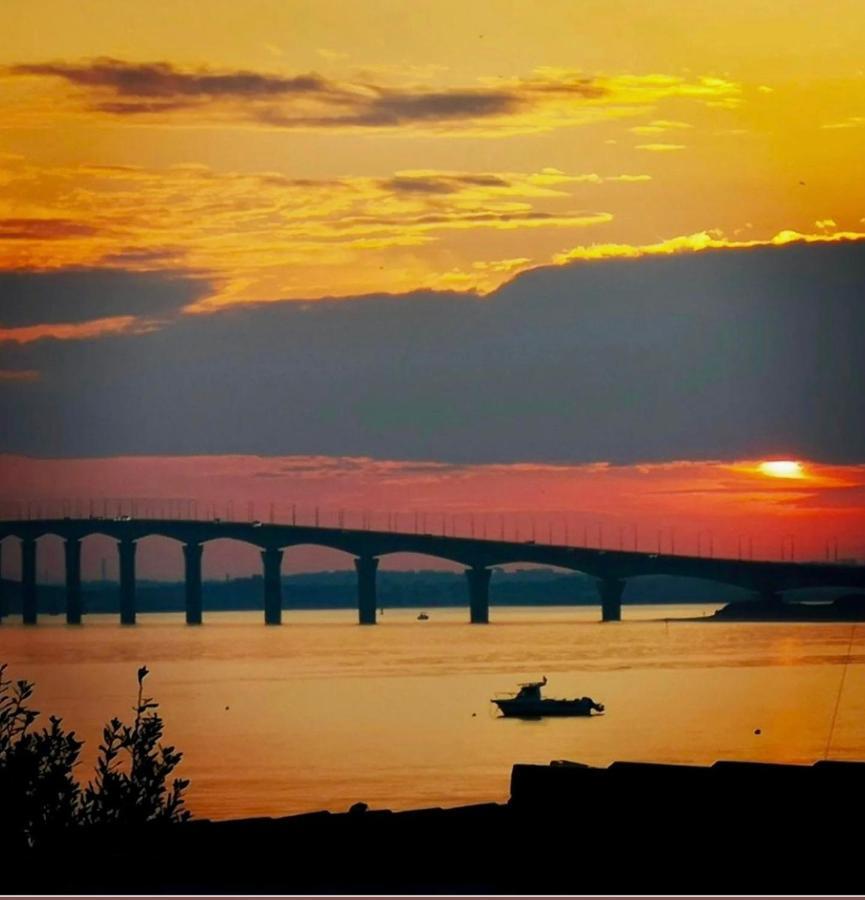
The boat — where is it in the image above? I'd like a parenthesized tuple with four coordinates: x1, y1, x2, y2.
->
(492, 676, 604, 718)
(417, 611, 429, 620)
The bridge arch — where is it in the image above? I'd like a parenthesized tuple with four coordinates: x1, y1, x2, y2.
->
(275, 543, 360, 623)
(186, 536, 272, 625)
(278, 541, 357, 562)
(3, 518, 864, 627)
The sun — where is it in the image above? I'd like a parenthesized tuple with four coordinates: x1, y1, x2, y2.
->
(759, 460, 805, 479)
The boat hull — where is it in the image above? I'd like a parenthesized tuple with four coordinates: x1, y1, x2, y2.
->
(492, 698, 602, 718)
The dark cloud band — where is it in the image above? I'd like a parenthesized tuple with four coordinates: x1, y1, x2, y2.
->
(0, 269, 209, 327)
(6, 57, 607, 128)
(2, 242, 865, 465)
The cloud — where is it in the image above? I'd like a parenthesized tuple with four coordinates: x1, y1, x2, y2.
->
(0, 368, 39, 382)
(635, 143, 687, 151)
(786, 483, 865, 510)
(629, 119, 693, 135)
(382, 173, 511, 194)
(607, 174, 652, 182)
(343, 89, 522, 126)
(9, 59, 335, 99)
(553, 228, 865, 264)
(4, 58, 742, 135)
(821, 116, 865, 130)
(0, 218, 99, 240)
(0, 315, 145, 345)
(323, 208, 613, 235)
(0, 269, 210, 327)
(0, 158, 633, 306)
(3, 240, 865, 466)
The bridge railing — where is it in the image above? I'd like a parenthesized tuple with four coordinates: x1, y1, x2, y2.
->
(0, 498, 859, 565)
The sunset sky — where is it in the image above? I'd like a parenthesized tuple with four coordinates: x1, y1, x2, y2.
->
(2, 0, 864, 578)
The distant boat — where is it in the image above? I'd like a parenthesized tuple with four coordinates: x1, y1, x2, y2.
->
(492, 676, 604, 718)
(417, 611, 429, 621)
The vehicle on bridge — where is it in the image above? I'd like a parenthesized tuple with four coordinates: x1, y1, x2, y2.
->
(492, 676, 604, 718)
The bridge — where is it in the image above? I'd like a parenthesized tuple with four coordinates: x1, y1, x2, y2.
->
(1, 517, 863, 625)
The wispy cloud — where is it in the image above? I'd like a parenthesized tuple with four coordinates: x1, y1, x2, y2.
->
(0, 314, 147, 345)
(821, 115, 865, 130)
(629, 119, 693, 135)
(635, 142, 687, 151)
(3, 58, 742, 135)
(0, 368, 39, 381)
(0, 218, 99, 240)
(0, 157, 635, 306)
(554, 228, 865, 264)
(10, 59, 336, 101)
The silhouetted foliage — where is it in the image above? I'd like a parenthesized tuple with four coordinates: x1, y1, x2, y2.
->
(0, 669, 82, 851)
(0, 663, 189, 850)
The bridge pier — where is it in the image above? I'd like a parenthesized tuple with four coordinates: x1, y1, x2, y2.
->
(64, 538, 82, 625)
(22, 537, 37, 625)
(355, 556, 379, 625)
(261, 547, 283, 625)
(598, 577, 625, 622)
(183, 543, 203, 625)
(466, 566, 491, 624)
(118, 539, 137, 625)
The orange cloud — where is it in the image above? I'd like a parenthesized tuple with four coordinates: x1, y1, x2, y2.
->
(0, 315, 146, 345)
(0, 218, 99, 240)
(635, 142, 687, 151)
(0, 368, 39, 381)
(629, 119, 693, 135)
(1, 154, 860, 317)
(0, 157, 633, 307)
(554, 228, 865, 264)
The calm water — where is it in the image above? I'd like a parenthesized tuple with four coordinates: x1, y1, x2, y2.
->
(2, 604, 864, 820)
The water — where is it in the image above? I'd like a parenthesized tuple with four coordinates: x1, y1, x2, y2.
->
(2, 604, 863, 820)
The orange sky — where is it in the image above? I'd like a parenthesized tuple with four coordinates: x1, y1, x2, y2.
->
(2, 1, 865, 311)
(2, 3, 864, 575)
(1, 454, 863, 580)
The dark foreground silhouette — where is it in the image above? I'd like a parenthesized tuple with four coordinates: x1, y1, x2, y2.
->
(0, 663, 188, 856)
(15, 759, 865, 894)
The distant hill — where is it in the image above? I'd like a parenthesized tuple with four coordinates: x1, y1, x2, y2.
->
(713, 592, 865, 621)
(0, 568, 754, 616)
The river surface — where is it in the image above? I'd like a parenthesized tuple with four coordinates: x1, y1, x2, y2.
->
(2, 604, 864, 820)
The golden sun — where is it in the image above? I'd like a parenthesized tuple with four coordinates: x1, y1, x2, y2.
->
(759, 460, 804, 479)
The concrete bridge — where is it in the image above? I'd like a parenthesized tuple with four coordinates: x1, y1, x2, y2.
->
(1, 517, 864, 625)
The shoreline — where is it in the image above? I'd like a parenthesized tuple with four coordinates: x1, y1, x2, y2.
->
(19, 759, 865, 895)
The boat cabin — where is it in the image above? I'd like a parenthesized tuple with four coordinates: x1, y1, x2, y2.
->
(515, 676, 547, 701)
